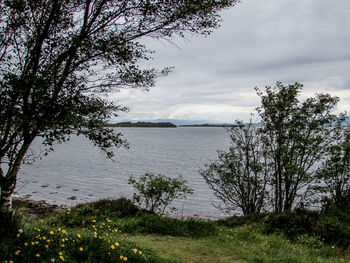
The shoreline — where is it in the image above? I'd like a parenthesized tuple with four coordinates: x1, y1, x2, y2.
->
(12, 196, 222, 220)
(13, 196, 65, 218)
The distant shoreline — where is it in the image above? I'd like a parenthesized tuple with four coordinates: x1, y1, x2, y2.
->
(106, 121, 237, 128)
(106, 121, 177, 128)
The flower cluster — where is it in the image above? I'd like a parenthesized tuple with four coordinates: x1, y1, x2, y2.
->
(3, 215, 144, 263)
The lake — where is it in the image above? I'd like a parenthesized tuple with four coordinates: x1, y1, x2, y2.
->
(16, 127, 232, 218)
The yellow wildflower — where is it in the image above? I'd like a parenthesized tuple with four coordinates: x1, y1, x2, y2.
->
(39, 219, 43, 223)
(36, 253, 40, 257)
(123, 257, 127, 262)
(45, 245, 49, 249)
(92, 219, 96, 223)
(115, 242, 119, 247)
(61, 244, 65, 247)
(58, 228, 61, 232)
(31, 241, 35, 246)
(139, 251, 142, 255)
(67, 211, 70, 215)
(24, 242, 28, 246)
(15, 250, 21, 255)
(59, 252, 63, 256)
(43, 236, 47, 240)
(59, 255, 65, 261)
(50, 231, 54, 235)
(79, 247, 83, 252)
(61, 239, 65, 242)
(77, 234, 81, 238)
(111, 245, 115, 250)
(61, 229, 66, 234)
(47, 239, 51, 243)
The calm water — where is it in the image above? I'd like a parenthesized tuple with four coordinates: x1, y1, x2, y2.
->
(16, 127, 231, 218)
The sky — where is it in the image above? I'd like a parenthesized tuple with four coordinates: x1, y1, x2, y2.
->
(112, 0, 350, 124)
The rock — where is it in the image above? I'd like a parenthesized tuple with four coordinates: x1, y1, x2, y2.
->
(12, 197, 65, 219)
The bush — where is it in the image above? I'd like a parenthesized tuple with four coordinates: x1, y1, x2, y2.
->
(52, 198, 140, 227)
(85, 198, 140, 217)
(129, 173, 193, 215)
(216, 213, 268, 227)
(261, 210, 320, 239)
(120, 213, 216, 238)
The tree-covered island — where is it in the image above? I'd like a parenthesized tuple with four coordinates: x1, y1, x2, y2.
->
(108, 122, 177, 128)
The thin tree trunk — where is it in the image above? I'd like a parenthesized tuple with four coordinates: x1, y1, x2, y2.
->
(0, 140, 33, 219)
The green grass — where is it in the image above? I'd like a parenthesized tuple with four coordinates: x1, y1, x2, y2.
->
(1, 198, 349, 263)
(129, 226, 348, 263)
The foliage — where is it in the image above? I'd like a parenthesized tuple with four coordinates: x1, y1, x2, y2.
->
(216, 213, 269, 228)
(200, 120, 269, 215)
(1, 216, 170, 263)
(128, 173, 193, 215)
(52, 198, 141, 228)
(201, 82, 344, 214)
(261, 209, 320, 239)
(315, 127, 350, 207)
(256, 82, 343, 212)
(2, 201, 349, 263)
(120, 213, 216, 238)
(0, 0, 237, 217)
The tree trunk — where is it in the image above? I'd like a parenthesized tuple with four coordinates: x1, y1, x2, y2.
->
(0, 187, 13, 217)
(0, 140, 33, 220)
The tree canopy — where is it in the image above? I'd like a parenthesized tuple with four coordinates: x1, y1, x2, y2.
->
(0, 0, 237, 217)
(201, 82, 347, 214)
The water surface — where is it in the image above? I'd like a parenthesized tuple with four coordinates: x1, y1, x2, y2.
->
(16, 127, 231, 218)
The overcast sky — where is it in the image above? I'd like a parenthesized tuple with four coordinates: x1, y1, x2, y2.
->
(112, 0, 350, 123)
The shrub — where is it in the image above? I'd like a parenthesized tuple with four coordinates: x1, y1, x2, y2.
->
(216, 213, 268, 227)
(52, 198, 140, 227)
(128, 173, 193, 215)
(86, 198, 140, 217)
(261, 210, 320, 239)
(120, 213, 216, 238)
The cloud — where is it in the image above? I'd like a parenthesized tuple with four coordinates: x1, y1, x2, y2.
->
(113, 0, 350, 123)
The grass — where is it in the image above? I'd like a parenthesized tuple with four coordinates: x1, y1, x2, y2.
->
(1, 198, 350, 263)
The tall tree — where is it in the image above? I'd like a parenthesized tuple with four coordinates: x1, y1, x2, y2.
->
(200, 120, 269, 215)
(256, 82, 342, 212)
(315, 126, 350, 208)
(0, 0, 237, 219)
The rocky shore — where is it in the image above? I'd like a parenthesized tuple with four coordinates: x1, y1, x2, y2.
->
(13, 197, 65, 218)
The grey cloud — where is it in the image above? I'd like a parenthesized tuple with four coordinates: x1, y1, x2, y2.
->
(115, 0, 350, 123)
